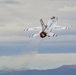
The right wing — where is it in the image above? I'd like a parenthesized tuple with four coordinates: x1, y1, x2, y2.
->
(24, 26, 41, 31)
(54, 26, 69, 30)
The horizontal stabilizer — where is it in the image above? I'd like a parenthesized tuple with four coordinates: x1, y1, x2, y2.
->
(47, 32, 57, 37)
(29, 33, 39, 38)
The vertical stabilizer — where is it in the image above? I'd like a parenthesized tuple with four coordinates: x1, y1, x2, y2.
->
(40, 19, 45, 31)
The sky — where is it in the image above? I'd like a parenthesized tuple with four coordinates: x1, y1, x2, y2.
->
(0, 0, 76, 71)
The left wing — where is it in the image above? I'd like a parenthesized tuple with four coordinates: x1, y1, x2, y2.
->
(24, 26, 41, 31)
(53, 26, 68, 30)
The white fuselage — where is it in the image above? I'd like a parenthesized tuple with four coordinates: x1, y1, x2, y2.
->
(44, 19, 57, 34)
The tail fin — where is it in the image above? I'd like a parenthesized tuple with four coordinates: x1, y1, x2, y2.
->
(40, 19, 45, 31)
(40, 19, 44, 26)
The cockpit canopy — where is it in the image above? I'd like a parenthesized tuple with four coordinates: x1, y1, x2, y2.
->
(51, 16, 55, 19)
(51, 16, 58, 21)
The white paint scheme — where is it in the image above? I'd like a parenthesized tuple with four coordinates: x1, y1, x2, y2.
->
(24, 16, 70, 38)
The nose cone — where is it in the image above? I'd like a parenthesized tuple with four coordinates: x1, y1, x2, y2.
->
(51, 16, 55, 19)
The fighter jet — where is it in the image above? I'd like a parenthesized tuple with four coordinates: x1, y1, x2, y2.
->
(24, 16, 69, 38)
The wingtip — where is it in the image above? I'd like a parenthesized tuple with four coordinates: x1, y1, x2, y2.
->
(66, 26, 71, 29)
(69, 26, 71, 28)
(24, 29, 28, 31)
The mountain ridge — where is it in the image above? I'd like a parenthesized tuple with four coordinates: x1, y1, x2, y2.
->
(0, 65, 76, 75)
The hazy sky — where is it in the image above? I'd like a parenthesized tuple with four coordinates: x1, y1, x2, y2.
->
(0, 0, 76, 70)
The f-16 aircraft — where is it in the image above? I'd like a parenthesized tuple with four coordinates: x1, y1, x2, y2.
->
(24, 16, 69, 38)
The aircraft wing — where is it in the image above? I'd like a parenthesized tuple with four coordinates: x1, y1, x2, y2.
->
(47, 32, 57, 37)
(54, 26, 68, 30)
(24, 26, 41, 31)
